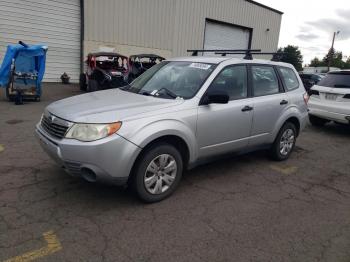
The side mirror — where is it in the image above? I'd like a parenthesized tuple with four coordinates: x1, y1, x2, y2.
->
(201, 90, 229, 105)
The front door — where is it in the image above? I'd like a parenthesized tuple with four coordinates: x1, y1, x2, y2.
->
(197, 65, 253, 158)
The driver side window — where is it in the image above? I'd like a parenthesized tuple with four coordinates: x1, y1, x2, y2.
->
(207, 65, 248, 100)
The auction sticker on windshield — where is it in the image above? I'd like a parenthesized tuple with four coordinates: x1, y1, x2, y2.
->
(189, 63, 211, 70)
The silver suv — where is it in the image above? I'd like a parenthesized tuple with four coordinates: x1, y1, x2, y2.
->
(36, 56, 308, 202)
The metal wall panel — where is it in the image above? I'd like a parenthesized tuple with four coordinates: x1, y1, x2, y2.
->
(84, 0, 281, 59)
(0, 0, 80, 82)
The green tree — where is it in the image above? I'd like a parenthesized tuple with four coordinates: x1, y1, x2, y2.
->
(276, 45, 303, 71)
(322, 48, 345, 69)
(344, 57, 350, 69)
(309, 57, 325, 67)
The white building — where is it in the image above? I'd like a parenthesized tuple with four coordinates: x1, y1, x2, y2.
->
(0, 0, 282, 82)
(303, 67, 341, 74)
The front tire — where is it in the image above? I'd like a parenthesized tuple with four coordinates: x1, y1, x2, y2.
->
(131, 143, 183, 203)
(87, 79, 99, 92)
(270, 122, 297, 161)
(309, 114, 328, 126)
(79, 73, 87, 91)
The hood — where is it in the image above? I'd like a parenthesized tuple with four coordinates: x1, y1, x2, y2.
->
(46, 89, 184, 123)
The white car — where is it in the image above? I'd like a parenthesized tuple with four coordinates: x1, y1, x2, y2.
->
(308, 70, 350, 126)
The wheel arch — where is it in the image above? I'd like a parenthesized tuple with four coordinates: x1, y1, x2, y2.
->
(272, 109, 302, 141)
(285, 116, 300, 136)
(128, 134, 192, 185)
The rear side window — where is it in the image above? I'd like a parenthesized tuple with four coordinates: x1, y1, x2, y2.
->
(251, 65, 279, 96)
(278, 67, 299, 91)
(318, 72, 350, 88)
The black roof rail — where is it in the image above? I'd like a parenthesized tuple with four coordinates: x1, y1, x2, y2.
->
(214, 51, 284, 61)
(187, 49, 261, 56)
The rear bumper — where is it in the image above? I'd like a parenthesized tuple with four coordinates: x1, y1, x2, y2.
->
(309, 108, 350, 124)
(308, 99, 350, 124)
(35, 124, 141, 185)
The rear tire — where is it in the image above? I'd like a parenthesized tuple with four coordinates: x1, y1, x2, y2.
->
(131, 143, 183, 203)
(87, 79, 99, 92)
(79, 73, 87, 91)
(309, 114, 328, 126)
(269, 122, 297, 161)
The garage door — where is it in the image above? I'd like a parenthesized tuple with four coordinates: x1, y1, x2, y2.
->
(0, 0, 80, 82)
(204, 20, 251, 56)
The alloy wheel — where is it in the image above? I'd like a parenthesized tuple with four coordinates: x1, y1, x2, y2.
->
(144, 154, 177, 194)
(279, 128, 295, 156)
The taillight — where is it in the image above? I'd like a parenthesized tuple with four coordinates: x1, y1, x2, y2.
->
(303, 92, 309, 104)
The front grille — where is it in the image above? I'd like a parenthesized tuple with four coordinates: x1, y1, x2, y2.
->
(41, 115, 69, 139)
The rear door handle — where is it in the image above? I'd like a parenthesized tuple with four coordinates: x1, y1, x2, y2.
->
(280, 100, 288, 105)
(241, 105, 253, 112)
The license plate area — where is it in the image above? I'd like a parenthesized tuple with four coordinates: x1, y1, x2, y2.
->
(325, 93, 337, 100)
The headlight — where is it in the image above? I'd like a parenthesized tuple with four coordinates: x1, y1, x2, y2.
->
(65, 122, 122, 142)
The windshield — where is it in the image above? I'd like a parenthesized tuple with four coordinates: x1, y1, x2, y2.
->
(125, 61, 216, 99)
(318, 72, 350, 88)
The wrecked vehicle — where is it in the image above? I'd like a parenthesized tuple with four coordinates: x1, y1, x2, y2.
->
(128, 54, 165, 82)
(79, 52, 129, 92)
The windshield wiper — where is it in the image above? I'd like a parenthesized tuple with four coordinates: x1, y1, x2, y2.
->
(155, 87, 177, 99)
(139, 91, 152, 96)
(334, 84, 350, 88)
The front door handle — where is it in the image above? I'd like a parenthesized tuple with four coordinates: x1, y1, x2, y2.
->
(280, 100, 288, 105)
(241, 105, 253, 112)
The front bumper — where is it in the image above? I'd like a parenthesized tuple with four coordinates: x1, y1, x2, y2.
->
(308, 99, 350, 124)
(35, 123, 141, 185)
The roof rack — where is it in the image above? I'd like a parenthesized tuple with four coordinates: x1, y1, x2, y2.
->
(187, 49, 261, 56)
(214, 51, 284, 61)
(186, 49, 283, 61)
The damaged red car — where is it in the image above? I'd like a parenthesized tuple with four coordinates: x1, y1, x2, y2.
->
(79, 52, 129, 92)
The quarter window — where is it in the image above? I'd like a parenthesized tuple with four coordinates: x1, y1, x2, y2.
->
(251, 65, 279, 96)
(207, 65, 248, 100)
(278, 67, 299, 91)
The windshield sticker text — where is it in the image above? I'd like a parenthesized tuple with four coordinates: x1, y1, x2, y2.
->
(189, 63, 211, 70)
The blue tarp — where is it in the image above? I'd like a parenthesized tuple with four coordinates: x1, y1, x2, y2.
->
(0, 43, 48, 87)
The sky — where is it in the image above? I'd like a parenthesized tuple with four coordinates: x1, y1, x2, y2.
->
(257, 0, 350, 65)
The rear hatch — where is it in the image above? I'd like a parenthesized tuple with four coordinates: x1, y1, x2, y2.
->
(309, 71, 350, 114)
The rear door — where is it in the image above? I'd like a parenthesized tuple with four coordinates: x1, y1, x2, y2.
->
(248, 64, 288, 146)
(197, 64, 254, 158)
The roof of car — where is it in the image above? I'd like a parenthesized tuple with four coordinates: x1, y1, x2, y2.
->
(130, 54, 165, 59)
(167, 56, 294, 67)
(299, 73, 319, 75)
(88, 52, 127, 58)
(329, 70, 350, 74)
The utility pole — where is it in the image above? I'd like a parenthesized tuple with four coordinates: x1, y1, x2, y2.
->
(328, 31, 340, 72)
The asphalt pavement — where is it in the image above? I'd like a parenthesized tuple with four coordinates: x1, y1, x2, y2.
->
(0, 84, 350, 262)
